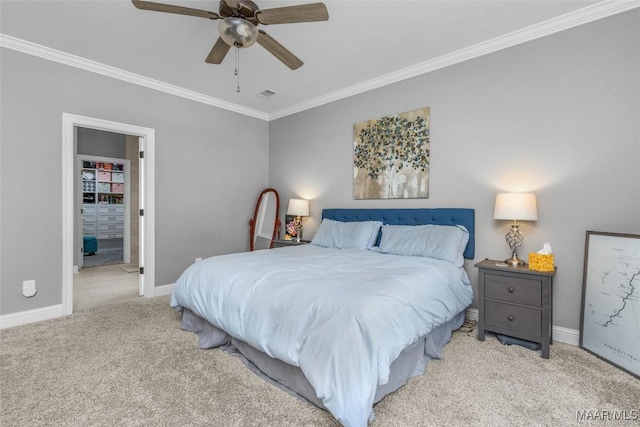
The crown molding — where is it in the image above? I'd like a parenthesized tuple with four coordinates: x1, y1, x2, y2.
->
(268, 0, 640, 120)
(0, 34, 269, 121)
(1, 1, 638, 122)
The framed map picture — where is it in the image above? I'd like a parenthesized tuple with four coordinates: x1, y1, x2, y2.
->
(580, 231, 640, 379)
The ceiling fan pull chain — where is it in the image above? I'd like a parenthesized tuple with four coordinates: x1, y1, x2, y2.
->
(234, 46, 241, 93)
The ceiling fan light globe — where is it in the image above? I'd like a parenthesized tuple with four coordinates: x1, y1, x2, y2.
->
(218, 17, 259, 48)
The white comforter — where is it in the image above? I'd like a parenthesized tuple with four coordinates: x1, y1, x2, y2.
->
(170, 245, 473, 427)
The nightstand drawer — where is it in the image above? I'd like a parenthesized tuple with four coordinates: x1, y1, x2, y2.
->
(485, 273, 541, 306)
(485, 301, 541, 336)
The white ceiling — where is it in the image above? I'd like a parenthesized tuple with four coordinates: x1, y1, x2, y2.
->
(2, 0, 635, 120)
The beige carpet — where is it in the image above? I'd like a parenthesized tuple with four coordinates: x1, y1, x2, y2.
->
(1, 297, 638, 427)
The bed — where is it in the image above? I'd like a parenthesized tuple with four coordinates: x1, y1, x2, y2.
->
(170, 208, 475, 427)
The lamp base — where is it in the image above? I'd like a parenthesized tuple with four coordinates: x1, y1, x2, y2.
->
(503, 223, 526, 267)
(504, 255, 526, 267)
(293, 216, 303, 242)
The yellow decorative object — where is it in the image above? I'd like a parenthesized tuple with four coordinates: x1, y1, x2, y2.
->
(528, 253, 554, 272)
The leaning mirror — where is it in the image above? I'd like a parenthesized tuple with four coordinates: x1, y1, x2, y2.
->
(250, 188, 280, 251)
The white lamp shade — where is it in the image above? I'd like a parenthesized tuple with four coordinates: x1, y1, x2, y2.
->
(493, 193, 538, 221)
(287, 199, 309, 217)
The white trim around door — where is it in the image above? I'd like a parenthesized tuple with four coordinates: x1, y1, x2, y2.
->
(62, 113, 156, 316)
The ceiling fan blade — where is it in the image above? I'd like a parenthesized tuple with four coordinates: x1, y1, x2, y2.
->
(205, 38, 231, 64)
(256, 3, 328, 25)
(223, 0, 241, 10)
(257, 30, 303, 70)
(132, 0, 219, 20)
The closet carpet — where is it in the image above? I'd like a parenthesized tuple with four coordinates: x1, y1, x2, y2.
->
(82, 249, 124, 268)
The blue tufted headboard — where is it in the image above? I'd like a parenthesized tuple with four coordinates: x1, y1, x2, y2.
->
(321, 208, 475, 260)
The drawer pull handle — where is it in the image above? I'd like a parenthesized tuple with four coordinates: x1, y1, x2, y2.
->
(508, 315, 515, 321)
(508, 287, 515, 293)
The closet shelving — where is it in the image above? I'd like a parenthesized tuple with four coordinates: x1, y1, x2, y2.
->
(81, 160, 125, 240)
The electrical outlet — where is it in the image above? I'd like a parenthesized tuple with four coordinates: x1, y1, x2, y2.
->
(195, 257, 202, 263)
(23, 280, 37, 298)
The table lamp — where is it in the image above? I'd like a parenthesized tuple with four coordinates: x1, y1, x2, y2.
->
(493, 192, 538, 266)
(287, 199, 309, 241)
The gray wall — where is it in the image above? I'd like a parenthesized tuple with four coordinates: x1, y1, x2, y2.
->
(77, 127, 126, 158)
(1, 8, 638, 330)
(269, 10, 640, 331)
(0, 49, 269, 315)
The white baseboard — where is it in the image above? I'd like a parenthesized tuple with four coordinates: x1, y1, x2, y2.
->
(0, 285, 174, 329)
(154, 283, 174, 297)
(465, 307, 580, 346)
(0, 304, 64, 329)
(551, 325, 580, 346)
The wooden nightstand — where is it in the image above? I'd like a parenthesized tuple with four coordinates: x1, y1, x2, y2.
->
(475, 259, 556, 358)
(272, 239, 310, 248)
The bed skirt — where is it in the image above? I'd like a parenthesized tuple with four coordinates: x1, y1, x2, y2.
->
(180, 308, 465, 415)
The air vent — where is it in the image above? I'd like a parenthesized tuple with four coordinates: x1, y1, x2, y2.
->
(256, 89, 277, 99)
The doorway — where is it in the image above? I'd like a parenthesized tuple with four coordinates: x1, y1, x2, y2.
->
(62, 114, 156, 316)
(75, 149, 134, 310)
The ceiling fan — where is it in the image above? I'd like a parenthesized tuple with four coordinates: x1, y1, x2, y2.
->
(132, 0, 329, 70)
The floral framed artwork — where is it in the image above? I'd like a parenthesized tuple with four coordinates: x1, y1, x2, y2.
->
(284, 215, 301, 240)
(580, 231, 640, 379)
(353, 107, 430, 199)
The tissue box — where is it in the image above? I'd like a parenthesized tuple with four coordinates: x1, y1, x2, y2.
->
(528, 253, 555, 272)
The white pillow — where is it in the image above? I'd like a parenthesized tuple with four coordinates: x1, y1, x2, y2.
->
(311, 219, 383, 250)
(378, 224, 469, 267)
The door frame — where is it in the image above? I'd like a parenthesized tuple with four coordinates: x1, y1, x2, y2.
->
(62, 113, 156, 315)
